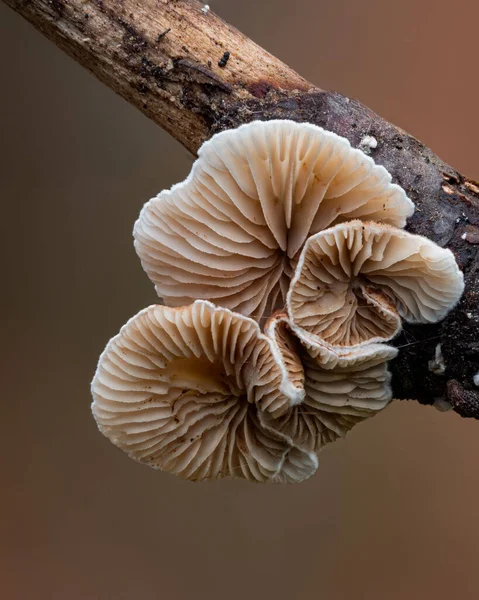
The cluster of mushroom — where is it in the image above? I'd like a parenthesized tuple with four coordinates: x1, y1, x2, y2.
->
(91, 120, 464, 483)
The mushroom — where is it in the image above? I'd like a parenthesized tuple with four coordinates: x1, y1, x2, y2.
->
(287, 220, 464, 347)
(263, 313, 397, 450)
(91, 300, 318, 483)
(134, 120, 414, 322)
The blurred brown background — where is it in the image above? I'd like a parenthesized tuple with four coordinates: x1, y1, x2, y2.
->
(1, 1, 479, 598)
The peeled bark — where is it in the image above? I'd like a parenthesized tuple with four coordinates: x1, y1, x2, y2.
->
(3, 0, 479, 417)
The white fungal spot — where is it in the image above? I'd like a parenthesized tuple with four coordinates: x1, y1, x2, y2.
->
(360, 135, 378, 153)
(461, 232, 467, 240)
(467, 312, 473, 319)
(201, 4, 210, 13)
(433, 397, 453, 412)
(473, 372, 479, 387)
(428, 344, 446, 375)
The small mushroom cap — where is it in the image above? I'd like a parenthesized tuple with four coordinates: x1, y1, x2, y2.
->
(91, 300, 317, 483)
(262, 323, 397, 451)
(288, 220, 464, 347)
(134, 120, 414, 322)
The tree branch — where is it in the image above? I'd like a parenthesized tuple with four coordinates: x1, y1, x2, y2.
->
(3, 0, 479, 418)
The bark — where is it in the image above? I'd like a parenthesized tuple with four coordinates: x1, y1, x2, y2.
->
(3, 0, 479, 417)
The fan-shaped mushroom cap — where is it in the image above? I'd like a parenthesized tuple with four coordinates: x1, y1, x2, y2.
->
(262, 319, 397, 451)
(134, 120, 414, 322)
(287, 220, 464, 347)
(91, 300, 317, 483)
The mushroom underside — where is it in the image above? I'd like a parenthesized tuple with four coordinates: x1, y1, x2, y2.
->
(260, 314, 396, 451)
(92, 121, 466, 483)
(91, 301, 318, 483)
(134, 120, 414, 322)
(288, 220, 465, 347)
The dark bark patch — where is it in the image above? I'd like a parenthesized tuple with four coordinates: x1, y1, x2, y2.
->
(447, 380, 479, 418)
(117, 18, 148, 54)
(246, 80, 273, 99)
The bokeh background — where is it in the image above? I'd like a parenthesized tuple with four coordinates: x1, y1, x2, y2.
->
(1, 1, 479, 598)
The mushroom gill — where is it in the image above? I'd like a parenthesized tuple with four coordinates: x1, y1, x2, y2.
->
(134, 120, 414, 322)
(91, 301, 317, 483)
(262, 314, 397, 451)
(287, 220, 464, 347)
(263, 312, 306, 414)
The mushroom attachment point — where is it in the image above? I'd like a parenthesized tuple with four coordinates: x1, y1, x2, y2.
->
(134, 120, 414, 323)
(91, 301, 318, 483)
(287, 220, 465, 347)
(262, 314, 397, 450)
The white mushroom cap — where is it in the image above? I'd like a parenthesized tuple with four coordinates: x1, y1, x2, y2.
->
(287, 220, 464, 347)
(91, 300, 317, 483)
(262, 323, 397, 451)
(134, 120, 414, 322)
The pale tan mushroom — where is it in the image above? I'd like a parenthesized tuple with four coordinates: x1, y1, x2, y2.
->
(91, 300, 318, 483)
(287, 220, 464, 347)
(134, 120, 414, 322)
(262, 314, 397, 451)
